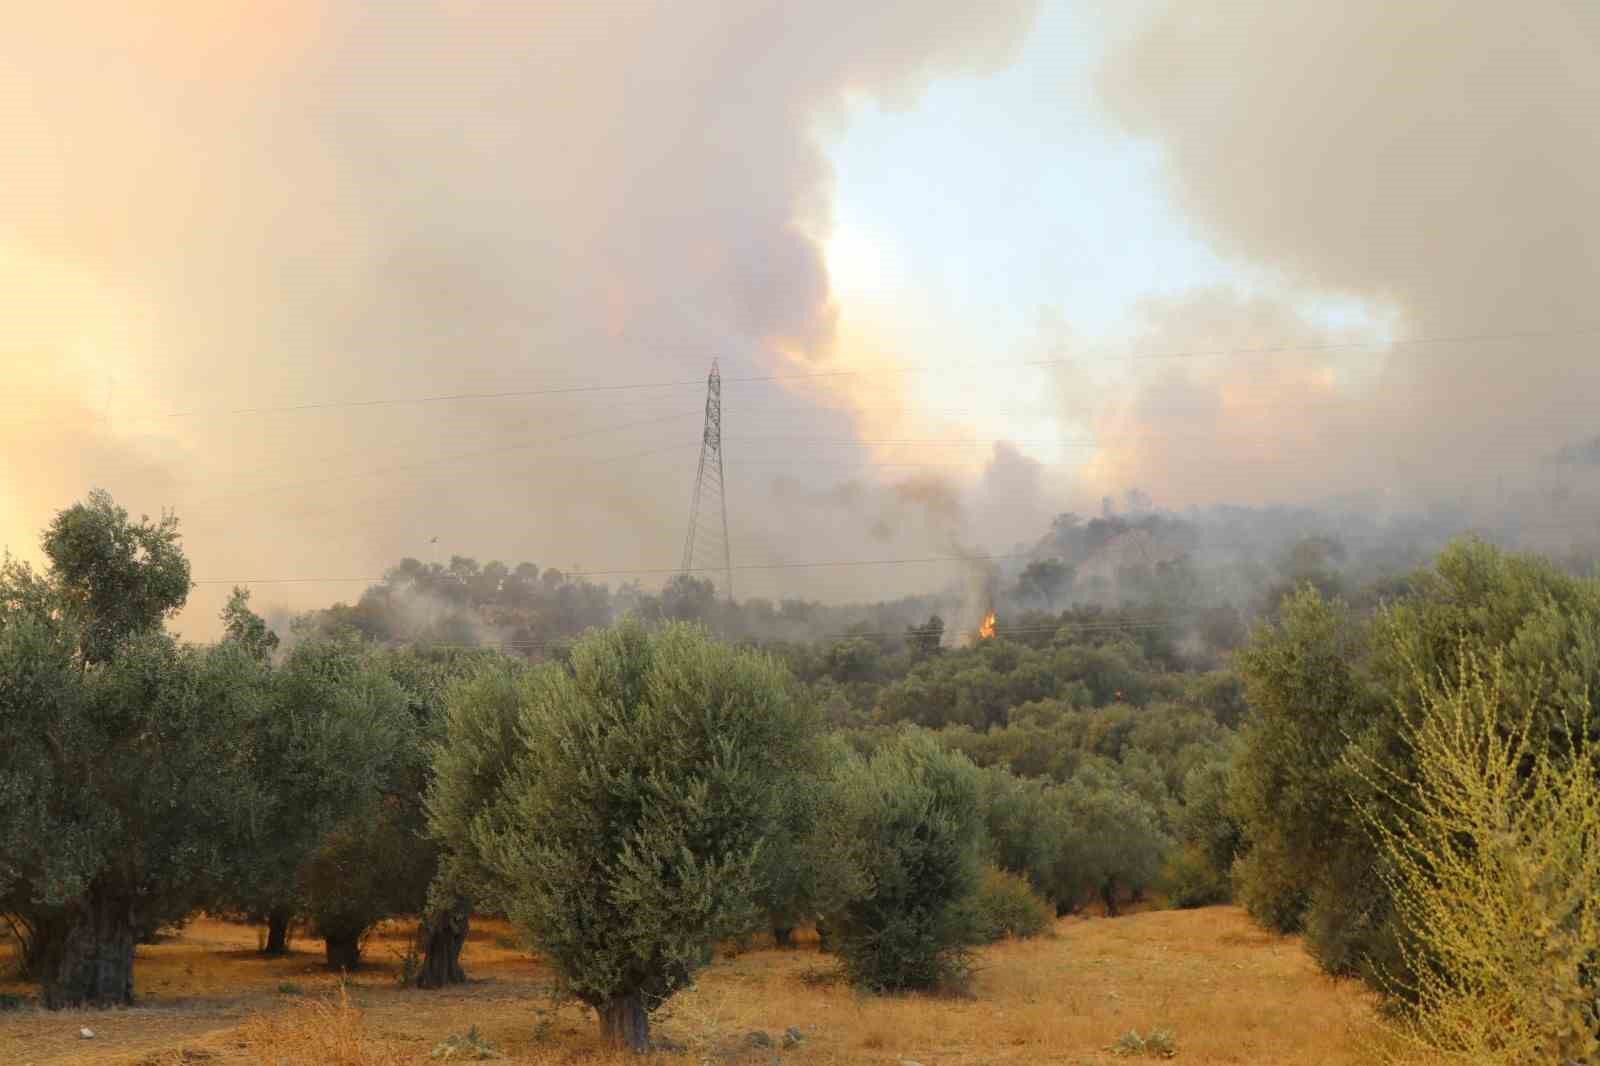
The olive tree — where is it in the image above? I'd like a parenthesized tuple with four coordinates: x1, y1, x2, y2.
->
(0, 618, 266, 1005)
(298, 794, 431, 971)
(421, 657, 530, 987)
(39, 489, 190, 665)
(436, 620, 819, 1052)
(1230, 539, 1600, 991)
(0, 493, 266, 1008)
(1051, 764, 1171, 916)
(224, 625, 410, 960)
(827, 731, 985, 992)
(751, 732, 860, 948)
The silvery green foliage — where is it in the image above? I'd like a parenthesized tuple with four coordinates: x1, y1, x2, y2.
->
(225, 630, 412, 940)
(424, 658, 531, 912)
(0, 493, 266, 1005)
(0, 616, 269, 1003)
(751, 731, 860, 941)
(439, 619, 819, 1016)
(1051, 761, 1172, 912)
(38, 490, 191, 666)
(828, 731, 985, 991)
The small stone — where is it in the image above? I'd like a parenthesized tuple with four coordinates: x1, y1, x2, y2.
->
(899, 1060, 924, 1066)
(78, 1028, 95, 1040)
(782, 1026, 805, 1048)
(746, 1030, 773, 1048)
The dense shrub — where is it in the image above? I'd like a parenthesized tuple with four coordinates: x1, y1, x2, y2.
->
(1050, 764, 1171, 916)
(967, 866, 1053, 942)
(1160, 745, 1243, 907)
(975, 765, 1067, 897)
(1159, 845, 1231, 909)
(1229, 841, 1309, 933)
(1230, 539, 1600, 1003)
(828, 732, 985, 992)
(753, 733, 860, 947)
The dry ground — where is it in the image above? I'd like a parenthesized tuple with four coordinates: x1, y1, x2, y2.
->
(1, 906, 1387, 1065)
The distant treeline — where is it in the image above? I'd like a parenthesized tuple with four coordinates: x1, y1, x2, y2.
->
(289, 501, 1560, 664)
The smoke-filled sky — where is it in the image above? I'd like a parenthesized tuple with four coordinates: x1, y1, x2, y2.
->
(3, 0, 1597, 636)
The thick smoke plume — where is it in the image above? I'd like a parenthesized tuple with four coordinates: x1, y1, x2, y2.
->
(1085, 0, 1600, 524)
(6, 1, 1596, 640)
(0, 1, 1040, 633)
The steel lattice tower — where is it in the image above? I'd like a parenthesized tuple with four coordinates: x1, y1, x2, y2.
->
(680, 359, 733, 602)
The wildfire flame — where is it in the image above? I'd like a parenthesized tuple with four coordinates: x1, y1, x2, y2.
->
(978, 610, 997, 641)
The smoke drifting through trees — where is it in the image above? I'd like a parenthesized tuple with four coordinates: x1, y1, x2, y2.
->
(284, 498, 1598, 669)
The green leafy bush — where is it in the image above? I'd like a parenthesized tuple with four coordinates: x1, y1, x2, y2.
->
(1229, 539, 1600, 1001)
(752, 733, 860, 947)
(1159, 843, 1231, 909)
(1110, 1027, 1177, 1057)
(967, 866, 1052, 942)
(431, 1025, 502, 1060)
(828, 732, 985, 992)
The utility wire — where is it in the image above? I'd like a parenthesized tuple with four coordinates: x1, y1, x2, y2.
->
(137, 324, 1600, 420)
(191, 517, 1600, 589)
(186, 410, 700, 505)
(193, 551, 1039, 585)
(282, 617, 1199, 653)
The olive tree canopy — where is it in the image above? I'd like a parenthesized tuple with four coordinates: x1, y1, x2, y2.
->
(432, 619, 819, 1052)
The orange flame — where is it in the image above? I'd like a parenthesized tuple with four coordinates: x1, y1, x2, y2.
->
(978, 610, 997, 640)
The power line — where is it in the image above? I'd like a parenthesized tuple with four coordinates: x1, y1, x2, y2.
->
(278, 615, 1199, 653)
(210, 441, 702, 536)
(185, 410, 700, 505)
(192, 550, 1039, 586)
(190, 516, 1600, 590)
(130, 324, 1600, 420)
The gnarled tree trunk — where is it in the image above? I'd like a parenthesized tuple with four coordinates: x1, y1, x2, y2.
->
(262, 908, 291, 956)
(598, 991, 649, 1053)
(415, 897, 470, 989)
(37, 896, 136, 1009)
(324, 930, 362, 972)
(1101, 880, 1121, 918)
(2, 913, 42, 981)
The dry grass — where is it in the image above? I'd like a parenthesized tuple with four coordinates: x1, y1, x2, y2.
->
(1, 906, 1389, 1065)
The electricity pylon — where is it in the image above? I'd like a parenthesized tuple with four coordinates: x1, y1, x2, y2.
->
(680, 358, 733, 602)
